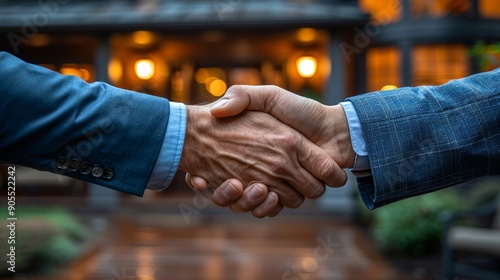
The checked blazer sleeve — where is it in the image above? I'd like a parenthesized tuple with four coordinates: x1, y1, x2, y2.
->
(0, 52, 171, 196)
(347, 68, 500, 209)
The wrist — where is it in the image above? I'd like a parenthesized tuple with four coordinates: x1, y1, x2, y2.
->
(178, 105, 210, 173)
(327, 105, 356, 169)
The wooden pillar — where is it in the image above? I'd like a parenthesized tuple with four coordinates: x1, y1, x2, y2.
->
(401, 40, 412, 86)
(324, 32, 346, 105)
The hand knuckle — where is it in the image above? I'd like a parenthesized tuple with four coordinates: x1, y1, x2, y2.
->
(317, 156, 335, 180)
(271, 158, 288, 174)
(269, 85, 280, 94)
(228, 84, 241, 92)
(289, 197, 305, 209)
(282, 132, 300, 150)
(308, 184, 326, 199)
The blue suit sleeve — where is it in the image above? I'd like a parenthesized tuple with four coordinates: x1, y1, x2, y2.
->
(0, 52, 171, 196)
(347, 68, 500, 209)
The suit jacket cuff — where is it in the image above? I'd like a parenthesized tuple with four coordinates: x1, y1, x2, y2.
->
(339, 101, 371, 175)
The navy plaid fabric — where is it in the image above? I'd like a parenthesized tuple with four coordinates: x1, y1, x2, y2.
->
(347, 68, 500, 209)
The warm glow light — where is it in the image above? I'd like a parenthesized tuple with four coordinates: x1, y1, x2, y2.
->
(205, 77, 218, 89)
(29, 34, 51, 47)
(79, 68, 90, 81)
(108, 59, 123, 84)
(60, 64, 92, 81)
(300, 257, 318, 272)
(195, 68, 209, 83)
(381, 85, 398, 91)
(296, 56, 317, 78)
(60, 67, 83, 79)
(132, 31, 154, 46)
(135, 59, 155, 80)
(202, 30, 225, 43)
(208, 79, 227, 97)
(137, 249, 155, 280)
(205, 77, 226, 96)
(296, 28, 317, 43)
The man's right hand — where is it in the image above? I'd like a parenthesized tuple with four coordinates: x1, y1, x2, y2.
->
(178, 103, 345, 210)
(210, 85, 356, 170)
(185, 85, 357, 217)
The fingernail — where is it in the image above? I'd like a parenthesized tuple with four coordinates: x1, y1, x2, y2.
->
(212, 98, 228, 109)
(222, 183, 238, 198)
(188, 180, 197, 190)
(248, 185, 264, 200)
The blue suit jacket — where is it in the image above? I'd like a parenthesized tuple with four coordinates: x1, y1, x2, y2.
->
(0, 52, 170, 196)
(348, 68, 500, 209)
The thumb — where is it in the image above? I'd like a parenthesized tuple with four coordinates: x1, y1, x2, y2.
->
(185, 173, 208, 191)
(210, 85, 251, 118)
(211, 85, 325, 141)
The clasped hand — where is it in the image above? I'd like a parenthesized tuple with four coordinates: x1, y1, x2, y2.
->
(178, 85, 356, 218)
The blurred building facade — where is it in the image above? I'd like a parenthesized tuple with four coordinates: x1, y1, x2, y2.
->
(360, 0, 500, 92)
(0, 0, 368, 205)
(1, 0, 500, 208)
(0, 0, 367, 104)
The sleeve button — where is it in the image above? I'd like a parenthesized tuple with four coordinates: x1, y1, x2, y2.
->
(79, 162, 91, 175)
(102, 167, 114, 179)
(56, 157, 67, 170)
(68, 159, 79, 171)
(91, 165, 104, 178)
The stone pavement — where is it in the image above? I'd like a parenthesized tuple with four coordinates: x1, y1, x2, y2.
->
(23, 212, 401, 280)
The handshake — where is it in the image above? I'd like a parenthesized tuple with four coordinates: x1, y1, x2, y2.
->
(2, 52, 496, 215)
(178, 85, 356, 218)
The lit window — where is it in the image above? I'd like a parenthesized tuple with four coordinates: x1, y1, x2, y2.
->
(411, 0, 470, 18)
(366, 47, 401, 92)
(359, 0, 401, 23)
(480, 0, 500, 18)
(412, 44, 469, 86)
(108, 59, 122, 84)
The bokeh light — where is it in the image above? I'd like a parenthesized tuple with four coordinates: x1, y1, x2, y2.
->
(135, 59, 155, 80)
(296, 56, 317, 78)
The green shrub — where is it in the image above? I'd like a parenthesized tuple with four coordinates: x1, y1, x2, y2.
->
(371, 189, 464, 255)
(0, 208, 89, 275)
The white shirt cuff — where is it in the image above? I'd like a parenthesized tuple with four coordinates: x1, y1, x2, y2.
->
(146, 102, 186, 191)
(339, 101, 371, 175)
